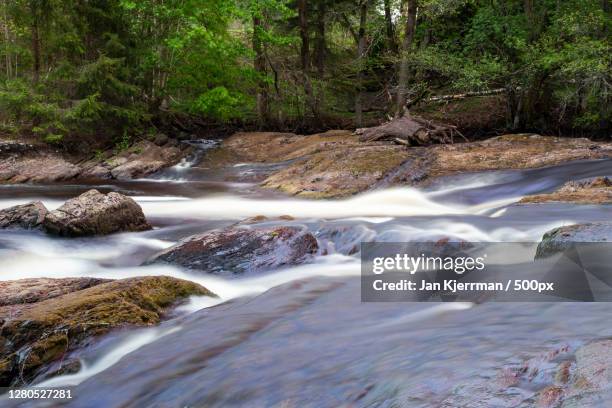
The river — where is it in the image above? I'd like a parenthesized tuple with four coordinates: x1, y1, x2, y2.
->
(1, 145, 612, 407)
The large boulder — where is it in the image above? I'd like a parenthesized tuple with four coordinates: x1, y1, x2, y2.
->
(535, 222, 612, 259)
(43, 189, 152, 237)
(147, 226, 319, 275)
(0, 201, 48, 230)
(0, 276, 214, 386)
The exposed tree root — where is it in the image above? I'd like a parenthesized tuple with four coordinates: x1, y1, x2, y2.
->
(355, 113, 467, 145)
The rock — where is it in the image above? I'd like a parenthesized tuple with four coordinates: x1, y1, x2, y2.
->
(520, 176, 612, 205)
(81, 163, 113, 179)
(0, 277, 109, 306)
(153, 133, 169, 146)
(0, 137, 195, 184)
(314, 225, 376, 256)
(0, 201, 48, 229)
(222, 130, 355, 163)
(535, 222, 612, 259)
(537, 386, 564, 407)
(109, 140, 185, 179)
(201, 130, 357, 173)
(560, 340, 612, 407)
(0, 276, 214, 386)
(372, 134, 612, 195)
(43, 189, 152, 237)
(0, 141, 35, 154)
(236, 215, 295, 225)
(147, 226, 318, 275)
(261, 144, 409, 198)
(209, 131, 612, 198)
(0, 153, 81, 183)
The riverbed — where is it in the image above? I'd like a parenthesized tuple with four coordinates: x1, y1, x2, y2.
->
(1, 148, 612, 407)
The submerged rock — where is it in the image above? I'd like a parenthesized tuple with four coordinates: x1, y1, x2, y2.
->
(0, 201, 48, 230)
(43, 189, 152, 237)
(439, 340, 612, 407)
(520, 176, 612, 205)
(535, 222, 612, 259)
(0, 276, 214, 387)
(560, 340, 612, 407)
(147, 226, 318, 275)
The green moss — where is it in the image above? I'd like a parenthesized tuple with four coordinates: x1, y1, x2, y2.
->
(0, 276, 215, 386)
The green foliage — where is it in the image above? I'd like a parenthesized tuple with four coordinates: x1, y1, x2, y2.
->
(115, 132, 131, 151)
(190, 87, 243, 121)
(0, 0, 609, 139)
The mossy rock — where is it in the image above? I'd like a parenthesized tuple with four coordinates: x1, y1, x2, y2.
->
(0, 276, 215, 386)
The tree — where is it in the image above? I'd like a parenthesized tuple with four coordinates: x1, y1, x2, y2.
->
(395, 0, 417, 117)
(314, 0, 327, 76)
(253, 15, 269, 124)
(355, 0, 369, 126)
(383, 0, 397, 53)
(297, 0, 317, 117)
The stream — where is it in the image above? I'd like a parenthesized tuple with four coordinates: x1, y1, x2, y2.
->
(1, 145, 612, 407)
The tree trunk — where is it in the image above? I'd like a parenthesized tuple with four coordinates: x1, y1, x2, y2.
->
(395, 0, 417, 117)
(383, 0, 397, 53)
(253, 16, 268, 125)
(314, 1, 326, 77)
(297, 0, 317, 118)
(603, 0, 610, 36)
(524, 0, 536, 42)
(2, 0, 11, 78)
(356, 113, 464, 145)
(31, 15, 40, 83)
(355, 0, 368, 127)
(297, 0, 310, 71)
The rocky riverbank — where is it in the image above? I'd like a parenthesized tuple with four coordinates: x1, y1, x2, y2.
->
(0, 136, 190, 184)
(3, 131, 612, 197)
(521, 177, 612, 205)
(204, 132, 612, 198)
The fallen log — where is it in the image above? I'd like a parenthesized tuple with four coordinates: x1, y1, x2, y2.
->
(355, 113, 466, 145)
(426, 88, 506, 102)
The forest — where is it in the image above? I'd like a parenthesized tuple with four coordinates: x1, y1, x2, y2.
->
(0, 0, 610, 151)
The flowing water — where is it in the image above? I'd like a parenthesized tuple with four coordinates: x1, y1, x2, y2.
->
(2, 144, 612, 407)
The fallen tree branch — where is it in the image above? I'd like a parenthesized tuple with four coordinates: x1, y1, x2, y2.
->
(425, 88, 506, 102)
(355, 113, 463, 145)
